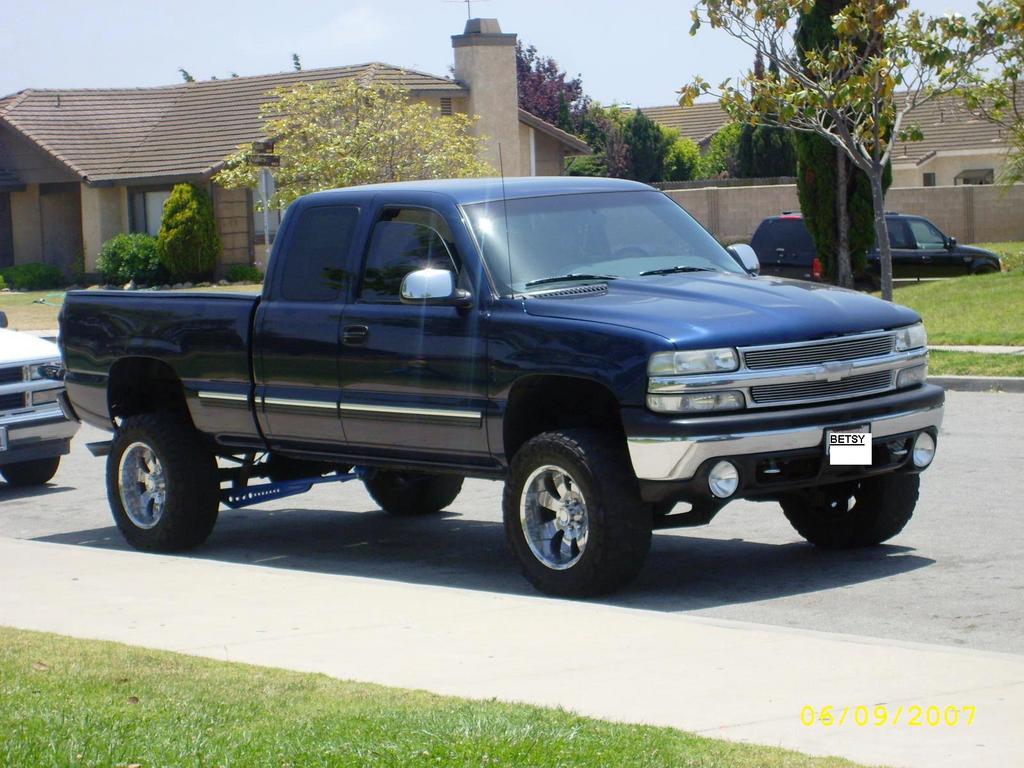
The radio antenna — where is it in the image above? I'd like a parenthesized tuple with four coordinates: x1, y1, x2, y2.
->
(498, 143, 515, 298)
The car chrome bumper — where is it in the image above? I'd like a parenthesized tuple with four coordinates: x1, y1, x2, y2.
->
(627, 398, 944, 482)
(0, 405, 80, 464)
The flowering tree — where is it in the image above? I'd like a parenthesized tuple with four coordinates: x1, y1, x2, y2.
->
(683, 0, 992, 300)
(516, 42, 591, 133)
(215, 80, 493, 208)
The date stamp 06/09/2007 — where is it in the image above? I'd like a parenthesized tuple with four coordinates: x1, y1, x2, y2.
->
(800, 705, 976, 728)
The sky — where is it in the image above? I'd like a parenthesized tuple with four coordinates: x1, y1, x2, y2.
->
(2, 0, 987, 108)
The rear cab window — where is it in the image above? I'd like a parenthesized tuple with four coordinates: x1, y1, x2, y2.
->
(279, 205, 361, 302)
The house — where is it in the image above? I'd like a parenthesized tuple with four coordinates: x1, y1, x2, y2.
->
(0, 18, 589, 276)
(643, 93, 1017, 188)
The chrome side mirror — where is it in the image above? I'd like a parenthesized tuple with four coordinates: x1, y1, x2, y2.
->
(400, 268, 471, 307)
(727, 244, 760, 275)
(0, 311, 7, 328)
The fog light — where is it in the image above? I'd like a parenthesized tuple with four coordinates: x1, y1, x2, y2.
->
(912, 432, 936, 468)
(708, 460, 740, 499)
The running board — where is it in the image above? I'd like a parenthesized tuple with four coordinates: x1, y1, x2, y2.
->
(86, 441, 112, 457)
(221, 468, 368, 510)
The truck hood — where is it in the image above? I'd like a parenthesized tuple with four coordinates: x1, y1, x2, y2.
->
(0, 328, 61, 365)
(522, 272, 920, 348)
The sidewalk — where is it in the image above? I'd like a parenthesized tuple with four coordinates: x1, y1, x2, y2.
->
(1, 537, 1021, 768)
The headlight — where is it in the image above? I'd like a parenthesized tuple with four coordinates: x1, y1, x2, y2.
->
(648, 348, 739, 376)
(894, 323, 927, 352)
(647, 390, 745, 413)
(897, 363, 928, 388)
(28, 361, 63, 381)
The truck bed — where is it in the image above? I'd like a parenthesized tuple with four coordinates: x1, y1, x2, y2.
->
(61, 290, 261, 444)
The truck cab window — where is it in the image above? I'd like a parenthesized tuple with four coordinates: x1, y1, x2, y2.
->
(280, 205, 360, 302)
(359, 208, 460, 302)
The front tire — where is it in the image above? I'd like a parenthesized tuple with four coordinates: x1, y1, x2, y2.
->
(363, 470, 463, 516)
(781, 473, 919, 549)
(503, 429, 652, 597)
(106, 413, 220, 552)
(0, 456, 60, 487)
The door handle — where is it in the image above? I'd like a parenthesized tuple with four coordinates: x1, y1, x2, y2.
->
(342, 325, 369, 345)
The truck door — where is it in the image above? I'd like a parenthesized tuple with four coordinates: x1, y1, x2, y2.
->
(253, 203, 362, 452)
(884, 218, 924, 279)
(906, 217, 961, 277)
(338, 198, 490, 462)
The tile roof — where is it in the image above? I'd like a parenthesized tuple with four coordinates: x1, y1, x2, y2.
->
(0, 63, 468, 184)
(642, 93, 1016, 163)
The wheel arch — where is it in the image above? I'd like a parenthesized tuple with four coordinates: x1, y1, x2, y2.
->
(502, 374, 624, 463)
(107, 357, 193, 426)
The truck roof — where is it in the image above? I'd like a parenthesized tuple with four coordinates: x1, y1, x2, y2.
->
(298, 176, 655, 206)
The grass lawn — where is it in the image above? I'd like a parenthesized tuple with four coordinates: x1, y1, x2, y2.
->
(0, 627, 869, 768)
(892, 270, 1024, 346)
(928, 350, 1024, 377)
(973, 241, 1024, 273)
(0, 283, 262, 331)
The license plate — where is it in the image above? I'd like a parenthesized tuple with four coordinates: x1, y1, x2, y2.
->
(0, 426, 7, 452)
(826, 425, 872, 465)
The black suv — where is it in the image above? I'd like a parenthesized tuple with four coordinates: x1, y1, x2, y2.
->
(750, 212, 1002, 286)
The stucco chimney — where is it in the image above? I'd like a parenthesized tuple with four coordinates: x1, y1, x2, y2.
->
(452, 18, 521, 175)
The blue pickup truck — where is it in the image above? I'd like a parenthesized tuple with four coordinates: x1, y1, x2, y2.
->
(60, 177, 944, 596)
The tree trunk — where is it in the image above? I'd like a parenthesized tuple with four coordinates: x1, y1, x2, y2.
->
(835, 147, 853, 289)
(869, 167, 894, 301)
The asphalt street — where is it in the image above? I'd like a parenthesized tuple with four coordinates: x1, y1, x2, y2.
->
(2, 389, 1021, 653)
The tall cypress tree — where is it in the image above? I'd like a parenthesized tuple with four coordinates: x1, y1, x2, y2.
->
(794, 0, 889, 286)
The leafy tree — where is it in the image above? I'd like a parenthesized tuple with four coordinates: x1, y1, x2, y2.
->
(738, 52, 797, 178)
(697, 122, 743, 179)
(515, 42, 591, 134)
(664, 137, 702, 181)
(292, 53, 302, 72)
(684, 0, 994, 300)
(178, 68, 194, 83)
(625, 110, 674, 183)
(793, 0, 889, 287)
(957, 1, 1024, 184)
(216, 80, 493, 208)
(567, 104, 632, 178)
(157, 184, 221, 282)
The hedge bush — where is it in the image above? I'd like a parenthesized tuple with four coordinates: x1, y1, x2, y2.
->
(0, 263, 64, 291)
(225, 264, 263, 283)
(157, 184, 221, 282)
(96, 233, 166, 285)
(0, 273, 6, 290)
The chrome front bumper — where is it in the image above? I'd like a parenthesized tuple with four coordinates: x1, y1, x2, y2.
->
(0, 405, 80, 463)
(627, 401, 944, 482)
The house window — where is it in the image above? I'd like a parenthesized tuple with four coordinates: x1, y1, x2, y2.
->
(129, 188, 172, 236)
(923, 172, 936, 187)
(252, 173, 283, 242)
(954, 169, 994, 186)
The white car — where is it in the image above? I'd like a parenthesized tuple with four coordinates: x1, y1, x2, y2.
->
(0, 311, 79, 487)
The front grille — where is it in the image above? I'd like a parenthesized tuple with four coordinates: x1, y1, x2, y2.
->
(750, 370, 894, 405)
(743, 335, 895, 370)
(0, 366, 24, 385)
(0, 392, 26, 413)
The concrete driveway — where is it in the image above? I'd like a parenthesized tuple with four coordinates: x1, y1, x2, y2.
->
(1, 389, 1021, 653)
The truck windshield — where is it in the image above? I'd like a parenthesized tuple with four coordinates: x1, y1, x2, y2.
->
(464, 190, 743, 296)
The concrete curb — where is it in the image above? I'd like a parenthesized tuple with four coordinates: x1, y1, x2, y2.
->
(929, 375, 1024, 393)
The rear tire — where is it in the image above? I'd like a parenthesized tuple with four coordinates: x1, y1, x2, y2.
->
(106, 413, 220, 552)
(503, 429, 652, 597)
(781, 474, 919, 549)
(0, 456, 60, 487)
(363, 471, 463, 516)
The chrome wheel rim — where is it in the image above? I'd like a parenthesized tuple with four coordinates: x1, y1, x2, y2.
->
(519, 464, 589, 571)
(118, 442, 167, 530)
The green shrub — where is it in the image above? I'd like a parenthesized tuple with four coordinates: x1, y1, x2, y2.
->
(664, 138, 701, 182)
(225, 264, 263, 283)
(0, 263, 64, 290)
(0, 273, 6, 290)
(96, 233, 165, 285)
(157, 184, 221, 282)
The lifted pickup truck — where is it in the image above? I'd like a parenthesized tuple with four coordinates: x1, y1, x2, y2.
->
(60, 177, 943, 596)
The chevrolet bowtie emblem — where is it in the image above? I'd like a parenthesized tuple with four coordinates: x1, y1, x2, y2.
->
(819, 361, 854, 382)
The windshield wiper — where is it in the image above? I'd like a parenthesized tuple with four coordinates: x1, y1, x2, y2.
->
(524, 273, 619, 287)
(639, 266, 716, 276)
